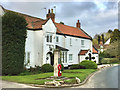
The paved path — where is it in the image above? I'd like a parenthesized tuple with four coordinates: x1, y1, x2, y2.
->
(72, 65, 119, 88)
(0, 79, 38, 89)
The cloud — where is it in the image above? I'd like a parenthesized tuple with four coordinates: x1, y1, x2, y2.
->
(1, 1, 118, 37)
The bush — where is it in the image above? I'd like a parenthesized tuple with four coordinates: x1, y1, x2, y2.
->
(101, 58, 119, 64)
(2, 11, 27, 75)
(61, 64, 64, 71)
(70, 64, 85, 69)
(41, 64, 53, 73)
(80, 60, 97, 69)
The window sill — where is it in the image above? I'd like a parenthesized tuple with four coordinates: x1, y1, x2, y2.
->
(69, 61, 73, 63)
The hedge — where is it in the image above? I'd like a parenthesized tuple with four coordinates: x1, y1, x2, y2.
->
(41, 64, 54, 73)
(79, 60, 97, 69)
(2, 11, 27, 75)
(70, 64, 85, 69)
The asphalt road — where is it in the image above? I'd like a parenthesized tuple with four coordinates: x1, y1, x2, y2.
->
(72, 65, 119, 88)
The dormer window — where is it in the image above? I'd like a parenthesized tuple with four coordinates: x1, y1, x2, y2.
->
(46, 34, 52, 43)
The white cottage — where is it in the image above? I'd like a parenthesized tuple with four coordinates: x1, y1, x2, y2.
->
(1, 6, 99, 68)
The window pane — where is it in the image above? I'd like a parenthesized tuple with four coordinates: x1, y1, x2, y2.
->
(63, 52, 64, 63)
(47, 35, 49, 42)
(27, 52, 30, 64)
(70, 38, 72, 45)
(56, 36, 59, 42)
(50, 35, 52, 42)
(69, 54, 72, 61)
(81, 40, 84, 45)
(65, 52, 67, 63)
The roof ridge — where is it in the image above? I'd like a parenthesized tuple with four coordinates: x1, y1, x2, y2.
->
(1, 5, 44, 20)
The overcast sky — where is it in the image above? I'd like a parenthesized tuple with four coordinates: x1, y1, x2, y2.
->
(0, 0, 118, 37)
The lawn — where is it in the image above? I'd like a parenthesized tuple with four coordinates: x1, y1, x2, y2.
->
(2, 69, 97, 85)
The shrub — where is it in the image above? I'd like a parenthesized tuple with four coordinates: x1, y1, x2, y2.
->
(41, 64, 53, 73)
(80, 60, 97, 69)
(70, 64, 85, 69)
(61, 64, 64, 71)
(101, 58, 119, 64)
(2, 11, 27, 75)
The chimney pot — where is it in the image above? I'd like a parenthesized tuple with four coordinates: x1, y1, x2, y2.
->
(76, 20, 80, 28)
(46, 9, 55, 23)
(51, 9, 53, 13)
(48, 9, 50, 13)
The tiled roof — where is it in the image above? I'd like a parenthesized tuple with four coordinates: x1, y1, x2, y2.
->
(3, 7, 47, 29)
(55, 23, 91, 39)
(92, 46, 98, 54)
(79, 50, 89, 55)
(2, 6, 92, 39)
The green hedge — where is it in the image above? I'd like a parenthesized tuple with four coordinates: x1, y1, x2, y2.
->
(70, 64, 85, 69)
(79, 60, 97, 69)
(2, 11, 27, 75)
(101, 58, 119, 64)
(61, 64, 64, 71)
(41, 64, 53, 73)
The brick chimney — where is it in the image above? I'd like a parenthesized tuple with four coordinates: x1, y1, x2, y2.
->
(76, 20, 81, 28)
(46, 9, 55, 22)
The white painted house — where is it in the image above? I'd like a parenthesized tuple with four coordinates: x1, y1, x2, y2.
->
(1, 6, 99, 68)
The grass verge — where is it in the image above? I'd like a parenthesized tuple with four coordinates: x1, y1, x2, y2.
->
(2, 69, 97, 85)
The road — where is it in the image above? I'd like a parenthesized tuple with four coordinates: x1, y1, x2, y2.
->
(72, 65, 119, 88)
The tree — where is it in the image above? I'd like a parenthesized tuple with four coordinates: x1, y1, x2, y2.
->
(108, 29, 112, 33)
(102, 34, 104, 44)
(60, 22, 64, 25)
(98, 35, 101, 45)
(2, 11, 27, 75)
(105, 40, 120, 60)
(110, 29, 120, 43)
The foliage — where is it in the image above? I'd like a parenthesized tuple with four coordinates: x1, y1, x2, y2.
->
(70, 64, 85, 69)
(61, 64, 64, 71)
(99, 51, 113, 58)
(41, 64, 54, 73)
(108, 29, 112, 33)
(102, 34, 104, 44)
(110, 29, 120, 43)
(2, 69, 96, 85)
(105, 40, 120, 59)
(79, 60, 97, 69)
(98, 35, 101, 45)
(2, 11, 27, 75)
(60, 21, 64, 25)
(101, 58, 119, 64)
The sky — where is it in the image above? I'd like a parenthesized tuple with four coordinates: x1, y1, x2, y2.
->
(0, 0, 118, 37)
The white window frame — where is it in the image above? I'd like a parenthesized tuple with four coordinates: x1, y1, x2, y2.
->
(69, 54, 73, 61)
(25, 52, 30, 66)
(81, 40, 84, 46)
(60, 51, 67, 63)
(56, 36, 59, 43)
(46, 34, 52, 43)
